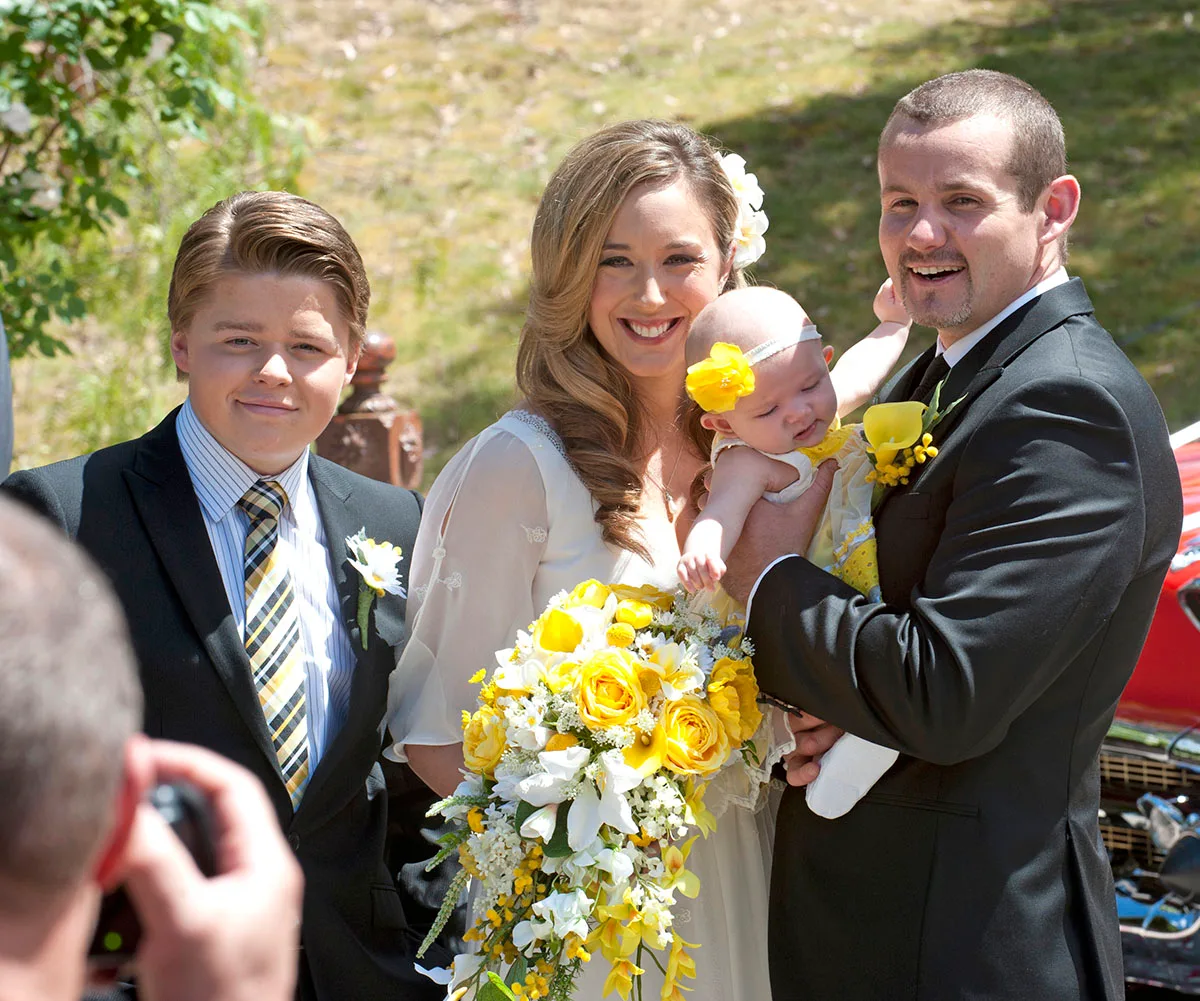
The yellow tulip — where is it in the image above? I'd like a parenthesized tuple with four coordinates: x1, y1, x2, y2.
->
(533, 606, 583, 653)
(615, 599, 654, 630)
(545, 733, 579, 752)
(862, 401, 927, 468)
(568, 578, 611, 607)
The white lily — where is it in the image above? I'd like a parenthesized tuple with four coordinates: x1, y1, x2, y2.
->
(595, 845, 635, 885)
(567, 750, 641, 850)
(513, 917, 553, 952)
(513, 745, 590, 806)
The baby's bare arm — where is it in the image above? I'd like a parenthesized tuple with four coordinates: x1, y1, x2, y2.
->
(681, 447, 795, 590)
(831, 278, 912, 417)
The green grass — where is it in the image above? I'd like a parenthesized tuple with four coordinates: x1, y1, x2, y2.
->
(11, 0, 1200, 481)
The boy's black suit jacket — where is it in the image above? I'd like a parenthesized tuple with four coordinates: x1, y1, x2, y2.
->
(750, 279, 1183, 1000)
(2, 409, 443, 1001)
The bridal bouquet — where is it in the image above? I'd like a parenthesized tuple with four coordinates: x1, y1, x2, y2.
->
(416, 579, 765, 1001)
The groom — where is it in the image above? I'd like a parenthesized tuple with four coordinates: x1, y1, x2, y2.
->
(723, 71, 1183, 999)
(1, 192, 443, 1001)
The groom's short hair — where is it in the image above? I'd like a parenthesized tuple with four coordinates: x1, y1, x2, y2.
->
(880, 69, 1067, 212)
(0, 497, 141, 910)
(167, 190, 371, 351)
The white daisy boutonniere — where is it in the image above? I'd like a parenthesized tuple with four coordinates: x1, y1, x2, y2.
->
(346, 529, 406, 650)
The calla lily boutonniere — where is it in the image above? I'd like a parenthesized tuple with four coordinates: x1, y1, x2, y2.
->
(346, 529, 406, 650)
(864, 379, 965, 500)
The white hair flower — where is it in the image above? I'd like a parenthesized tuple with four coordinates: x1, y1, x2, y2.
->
(720, 152, 769, 267)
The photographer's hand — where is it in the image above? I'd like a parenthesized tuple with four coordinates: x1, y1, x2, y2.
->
(121, 740, 303, 1001)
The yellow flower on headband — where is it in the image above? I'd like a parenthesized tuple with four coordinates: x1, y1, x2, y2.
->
(684, 342, 755, 413)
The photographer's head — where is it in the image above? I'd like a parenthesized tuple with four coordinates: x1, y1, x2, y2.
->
(0, 496, 145, 997)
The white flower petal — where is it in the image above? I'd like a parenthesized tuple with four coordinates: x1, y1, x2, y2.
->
(519, 803, 559, 840)
(414, 963, 453, 985)
(567, 783, 602, 851)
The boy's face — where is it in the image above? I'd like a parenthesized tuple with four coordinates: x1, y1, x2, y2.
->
(713, 340, 838, 454)
(170, 272, 359, 475)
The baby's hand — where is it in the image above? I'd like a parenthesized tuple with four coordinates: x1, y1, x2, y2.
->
(873, 277, 910, 325)
(678, 550, 725, 593)
(678, 518, 727, 592)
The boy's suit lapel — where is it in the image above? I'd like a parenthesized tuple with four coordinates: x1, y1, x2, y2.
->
(122, 411, 284, 785)
(298, 458, 404, 827)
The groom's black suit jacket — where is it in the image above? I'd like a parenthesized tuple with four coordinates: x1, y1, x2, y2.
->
(1, 409, 444, 1001)
(750, 280, 1183, 1000)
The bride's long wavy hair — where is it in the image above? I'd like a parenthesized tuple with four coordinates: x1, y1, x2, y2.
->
(517, 120, 746, 558)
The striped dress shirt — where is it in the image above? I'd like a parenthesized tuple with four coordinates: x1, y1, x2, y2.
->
(176, 399, 356, 765)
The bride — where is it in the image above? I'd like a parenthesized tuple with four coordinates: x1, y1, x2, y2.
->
(388, 119, 783, 1001)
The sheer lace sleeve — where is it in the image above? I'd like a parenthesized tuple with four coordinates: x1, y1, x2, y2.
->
(386, 427, 549, 760)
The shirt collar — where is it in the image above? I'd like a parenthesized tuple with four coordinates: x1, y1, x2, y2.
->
(176, 398, 310, 522)
(937, 267, 1069, 368)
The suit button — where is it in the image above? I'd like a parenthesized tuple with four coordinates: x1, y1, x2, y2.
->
(288, 832, 300, 851)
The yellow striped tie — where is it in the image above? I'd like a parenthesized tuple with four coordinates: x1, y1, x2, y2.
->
(239, 481, 309, 808)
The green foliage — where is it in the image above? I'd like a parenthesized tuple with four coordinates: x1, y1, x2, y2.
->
(0, 0, 290, 357)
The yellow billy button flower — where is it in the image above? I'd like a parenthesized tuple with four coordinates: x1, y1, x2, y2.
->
(614, 598, 654, 630)
(863, 400, 927, 469)
(576, 649, 647, 730)
(532, 606, 584, 653)
(661, 697, 731, 776)
(462, 705, 506, 776)
(606, 622, 637, 647)
(685, 342, 756, 414)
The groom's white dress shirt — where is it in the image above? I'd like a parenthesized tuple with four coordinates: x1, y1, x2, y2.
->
(745, 267, 1070, 617)
(176, 398, 357, 765)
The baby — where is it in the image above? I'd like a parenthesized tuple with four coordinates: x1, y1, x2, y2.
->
(679, 282, 910, 819)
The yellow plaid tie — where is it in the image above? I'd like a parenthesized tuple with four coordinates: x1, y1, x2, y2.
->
(239, 480, 309, 808)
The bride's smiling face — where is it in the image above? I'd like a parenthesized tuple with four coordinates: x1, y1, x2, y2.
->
(589, 179, 731, 383)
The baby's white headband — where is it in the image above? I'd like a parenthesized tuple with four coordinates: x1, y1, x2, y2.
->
(743, 322, 822, 365)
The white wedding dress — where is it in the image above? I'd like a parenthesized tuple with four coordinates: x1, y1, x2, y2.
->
(388, 410, 782, 1001)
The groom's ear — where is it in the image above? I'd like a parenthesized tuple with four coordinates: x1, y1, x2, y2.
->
(1038, 174, 1081, 248)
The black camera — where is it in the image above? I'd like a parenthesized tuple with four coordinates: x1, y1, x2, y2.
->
(87, 781, 216, 969)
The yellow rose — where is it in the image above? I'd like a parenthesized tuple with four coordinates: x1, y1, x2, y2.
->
(533, 606, 583, 653)
(684, 342, 755, 414)
(615, 599, 654, 630)
(706, 657, 763, 745)
(462, 705, 506, 776)
(662, 697, 731, 776)
(567, 579, 611, 607)
(576, 649, 647, 730)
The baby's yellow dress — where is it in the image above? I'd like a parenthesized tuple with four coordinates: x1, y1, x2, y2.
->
(712, 419, 881, 600)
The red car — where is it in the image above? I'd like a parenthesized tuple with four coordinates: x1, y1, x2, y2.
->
(1102, 421, 1200, 994)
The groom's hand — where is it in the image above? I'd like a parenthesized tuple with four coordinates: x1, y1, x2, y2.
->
(720, 459, 838, 605)
(784, 712, 844, 787)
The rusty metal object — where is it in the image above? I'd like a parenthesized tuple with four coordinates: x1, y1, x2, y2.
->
(316, 331, 423, 489)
